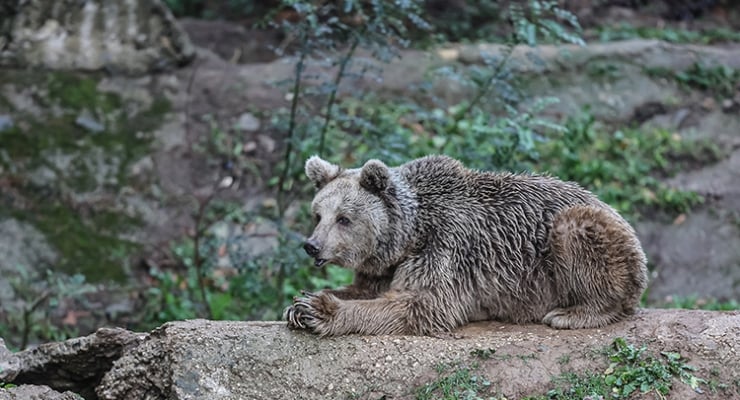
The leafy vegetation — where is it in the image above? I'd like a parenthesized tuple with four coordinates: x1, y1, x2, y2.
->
(0, 266, 96, 351)
(415, 362, 493, 400)
(535, 111, 709, 218)
(596, 23, 740, 45)
(645, 62, 740, 98)
(162, 0, 581, 46)
(415, 338, 714, 400)
(267, 0, 582, 207)
(658, 296, 740, 311)
(275, 93, 707, 221)
(266, 0, 431, 214)
(140, 217, 353, 327)
(528, 338, 707, 399)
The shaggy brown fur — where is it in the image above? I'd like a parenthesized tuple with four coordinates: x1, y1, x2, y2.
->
(284, 155, 648, 336)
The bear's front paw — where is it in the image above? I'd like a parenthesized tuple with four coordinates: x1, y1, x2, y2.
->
(283, 291, 340, 335)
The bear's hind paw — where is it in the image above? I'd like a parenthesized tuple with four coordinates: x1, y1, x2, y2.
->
(543, 306, 623, 329)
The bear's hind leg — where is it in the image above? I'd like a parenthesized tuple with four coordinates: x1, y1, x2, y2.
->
(543, 305, 627, 329)
(545, 205, 648, 329)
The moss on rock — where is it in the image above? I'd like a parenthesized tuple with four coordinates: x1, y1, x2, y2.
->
(0, 71, 171, 282)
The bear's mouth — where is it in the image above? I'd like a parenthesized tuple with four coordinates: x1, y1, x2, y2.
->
(314, 258, 328, 267)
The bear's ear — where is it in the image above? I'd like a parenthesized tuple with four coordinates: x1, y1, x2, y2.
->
(305, 156, 342, 189)
(359, 159, 391, 195)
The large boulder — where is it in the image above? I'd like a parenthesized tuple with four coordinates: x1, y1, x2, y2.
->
(0, 384, 81, 400)
(1, 310, 737, 399)
(0, 328, 146, 399)
(87, 310, 733, 399)
(0, 0, 194, 74)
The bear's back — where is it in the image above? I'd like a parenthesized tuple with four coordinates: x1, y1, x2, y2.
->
(397, 155, 599, 214)
(396, 155, 608, 260)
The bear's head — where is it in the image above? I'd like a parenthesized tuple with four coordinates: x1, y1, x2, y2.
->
(302, 156, 412, 275)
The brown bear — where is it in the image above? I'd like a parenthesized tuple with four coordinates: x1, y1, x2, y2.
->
(284, 155, 648, 336)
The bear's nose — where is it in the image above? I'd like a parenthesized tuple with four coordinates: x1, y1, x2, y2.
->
(303, 240, 320, 257)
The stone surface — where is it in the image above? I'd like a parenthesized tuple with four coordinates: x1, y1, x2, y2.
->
(96, 310, 739, 400)
(0, 385, 81, 400)
(0, 328, 147, 399)
(0, 114, 12, 131)
(637, 149, 740, 301)
(179, 18, 281, 64)
(456, 40, 740, 72)
(0, 0, 195, 74)
(75, 112, 105, 133)
(235, 112, 260, 132)
(0, 219, 58, 274)
(210, 218, 280, 270)
(0, 219, 58, 305)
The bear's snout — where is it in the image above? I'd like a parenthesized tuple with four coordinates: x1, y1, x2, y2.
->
(303, 240, 321, 257)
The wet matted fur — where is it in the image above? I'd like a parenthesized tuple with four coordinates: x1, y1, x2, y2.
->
(284, 155, 648, 336)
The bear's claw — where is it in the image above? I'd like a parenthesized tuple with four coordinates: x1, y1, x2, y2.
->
(283, 305, 305, 329)
(283, 291, 339, 334)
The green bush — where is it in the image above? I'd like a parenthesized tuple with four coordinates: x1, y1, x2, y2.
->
(535, 111, 707, 218)
(645, 62, 740, 98)
(523, 338, 707, 399)
(415, 362, 492, 400)
(139, 207, 354, 328)
(0, 266, 96, 350)
(597, 23, 740, 45)
(657, 295, 740, 311)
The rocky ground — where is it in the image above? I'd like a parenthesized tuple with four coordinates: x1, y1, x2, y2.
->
(1, 309, 738, 399)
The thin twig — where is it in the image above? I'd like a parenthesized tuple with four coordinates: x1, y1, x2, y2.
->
(439, 43, 516, 155)
(184, 60, 201, 156)
(191, 179, 231, 320)
(21, 290, 51, 350)
(318, 34, 361, 157)
(192, 196, 213, 319)
(458, 44, 515, 120)
(276, 34, 308, 216)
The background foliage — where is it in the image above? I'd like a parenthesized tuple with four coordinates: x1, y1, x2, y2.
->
(142, 0, 717, 334)
(1, 0, 737, 351)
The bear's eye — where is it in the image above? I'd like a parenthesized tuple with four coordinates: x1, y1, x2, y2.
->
(336, 216, 351, 226)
